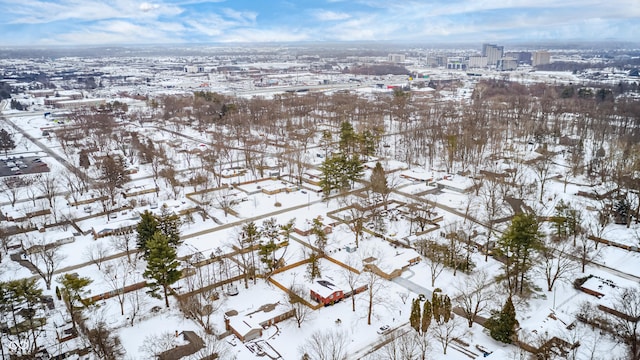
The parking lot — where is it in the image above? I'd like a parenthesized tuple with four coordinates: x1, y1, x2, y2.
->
(0, 156, 50, 177)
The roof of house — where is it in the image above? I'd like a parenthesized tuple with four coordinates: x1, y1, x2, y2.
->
(309, 279, 342, 298)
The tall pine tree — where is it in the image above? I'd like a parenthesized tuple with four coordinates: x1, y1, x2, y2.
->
(143, 232, 182, 308)
(136, 210, 158, 257)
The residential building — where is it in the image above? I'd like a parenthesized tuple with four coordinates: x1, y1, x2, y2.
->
(482, 44, 504, 66)
(533, 51, 551, 66)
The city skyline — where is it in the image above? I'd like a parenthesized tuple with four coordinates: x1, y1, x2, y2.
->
(0, 0, 638, 47)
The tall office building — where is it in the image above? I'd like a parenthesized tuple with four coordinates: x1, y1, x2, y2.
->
(532, 51, 551, 66)
(482, 44, 504, 66)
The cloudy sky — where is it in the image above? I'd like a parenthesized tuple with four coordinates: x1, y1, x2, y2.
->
(0, 0, 638, 46)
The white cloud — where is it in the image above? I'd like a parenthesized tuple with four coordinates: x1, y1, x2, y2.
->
(47, 19, 184, 45)
(5, 0, 182, 24)
(221, 8, 257, 25)
(139, 2, 160, 12)
(313, 10, 351, 21)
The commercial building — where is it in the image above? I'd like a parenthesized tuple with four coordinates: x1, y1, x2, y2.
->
(468, 56, 488, 68)
(388, 54, 406, 63)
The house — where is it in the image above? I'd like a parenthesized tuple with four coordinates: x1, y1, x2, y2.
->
(224, 303, 295, 342)
(400, 168, 433, 182)
(91, 219, 137, 239)
(436, 175, 475, 193)
(294, 218, 333, 236)
(310, 279, 344, 306)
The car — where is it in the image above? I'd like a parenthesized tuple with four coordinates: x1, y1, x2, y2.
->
(10, 167, 19, 172)
(19, 164, 28, 168)
(377, 325, 391, 335)
(33, 159, 42, 163)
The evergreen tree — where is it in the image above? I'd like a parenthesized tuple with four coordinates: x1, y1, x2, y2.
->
(486, 297, 519, 344)
(0, 128, 16, 156)
(339, 121, 356, 154)
(307, 251, 321, 280)
(310, 217, 328, 254)
(78, 149, 90, 168)
(157, 206, 182, 247)
(370, 162, 389, 199)
(319, 154, 364, 196)
(431, 288, 452, 325)
(3, 279, 43, 356)
(432, 289, 442, 324)
(259, 241, 278, 273)
(136, 210, 158, 256)
(357, 129, 378, 158)
(143, 232, 182, 308)
(615, 197, 632, 226)
(421, 299, 432, 335)
(552, 200, 569, 239)
(496, 213, 543, 295)
(442, 294, 452, 323)
(57, 273, 93, 328)
(242, 221, 260, 285)
(410, 298, 421, 332)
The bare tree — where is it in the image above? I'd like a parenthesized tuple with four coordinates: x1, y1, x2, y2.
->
(214, 187, 238, 218)
(36, 173, 59, 210)
(608, 286, 640, 360)
(539, 238, 578, 292)
(139, 331, 177, 359)
(102, 259, 133, 316)
(1, 177, 23, 207)
(179, 263, 223, 333)
(288, 279, 312, 328)
(341, 256, 362, 312)
(378, 331, 420, 360)
(86, 321, 125, 360)
(126, 288, 146, 327)
(532, 153, 553, 202)
(191, 331, 234, 360)
(363, 259, 387, 325)
(85, 242, 109, 271)
(110, 232, 137, 266)
(415, 238, 446, 287)
(23, 238, 65, 290)
(454, 270, 493, 328)
(576, 234, 602, 273)
(298, 329, 348, 360)
(432, 316, 466, 355)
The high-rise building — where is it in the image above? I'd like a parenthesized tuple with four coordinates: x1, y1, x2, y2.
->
(388, 54, 406, 63)
(532, 51, 551, 66)
(482, 44, 504, 66)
